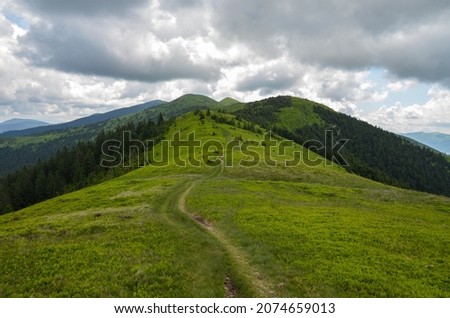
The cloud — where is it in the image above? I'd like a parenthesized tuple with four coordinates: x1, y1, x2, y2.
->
(0, 0, 450, 133)
(387, 79, 418, 92)
(211, 0, 450, 85)
(11, 0, 450, 87)
(18, 13, 221, 83)
(235, 61, 297, 95)
(19, 0, 148, 16)
(366, 85, 450, 133)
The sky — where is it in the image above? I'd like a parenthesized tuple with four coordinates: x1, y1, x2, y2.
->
(1, 0, 450, 134)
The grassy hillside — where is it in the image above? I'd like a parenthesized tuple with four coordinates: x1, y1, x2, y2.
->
(235, 96, 450, 197)
(0, 95, 215, 176)
(1, 111, 449, 297)
(219, 97, 241, 107)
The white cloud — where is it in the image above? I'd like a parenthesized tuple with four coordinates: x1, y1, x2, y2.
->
(366, 85, 450, 133)
(387, 79, 418, 92)
(0, 0, 449, 134)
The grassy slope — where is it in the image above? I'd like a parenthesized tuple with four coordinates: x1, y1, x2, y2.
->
(219, 97, 241, 107)
(0, 95, 216, 176)
(1, 112, 449, 297)
(235, 96, 450, 197)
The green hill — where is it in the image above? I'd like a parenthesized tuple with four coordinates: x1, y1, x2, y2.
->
(234, 96, 450, 197)
(1, 111, 449, 297)
(0, 94, 235, 211)
(0, 95, 216, 176)
(219, 97, 241, 106)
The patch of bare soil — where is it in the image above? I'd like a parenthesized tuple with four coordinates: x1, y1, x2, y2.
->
(224, 274, 237, 298)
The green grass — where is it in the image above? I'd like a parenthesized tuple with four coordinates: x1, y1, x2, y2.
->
(276, 98, 324, 132)
(0, 172, 230, 297)
(219, 97, 241, 107)
(187, 179, 450, 297)
(1, 111, 449, 297)
(0, 133, 63, 149)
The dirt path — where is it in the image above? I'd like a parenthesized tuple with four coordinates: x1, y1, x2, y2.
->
(177, 166, 274, 297)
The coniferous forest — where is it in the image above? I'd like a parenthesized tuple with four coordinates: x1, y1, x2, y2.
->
(0, 116, 168, 214)
(235, 96, 450, 197)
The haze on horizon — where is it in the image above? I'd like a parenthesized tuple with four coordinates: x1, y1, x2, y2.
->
(1, 0, 450, 134)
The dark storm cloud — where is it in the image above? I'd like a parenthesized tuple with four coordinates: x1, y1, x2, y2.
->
(211, 0, 450, 86)
(20, 0, 148, 16)
(14, 0, 450, 90)
(236, 68, 297, 94)
(19, 23, 218, 83)
(18, 4, 220, 83)
(158, 0, 204, 10)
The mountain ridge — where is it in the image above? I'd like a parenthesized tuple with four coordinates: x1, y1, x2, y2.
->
(219, 97, 241, 106)
(401, 132, 450, 154)
(1, 100, 166, 137)
(234, 96, 450, 197)
(0, 118, 49, 133)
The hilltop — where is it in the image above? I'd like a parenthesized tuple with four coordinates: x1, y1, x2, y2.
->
(2, 94, 450, 213)
(219, 97, 241, 106)
(234, 96, 450, 197)
(1, 110, 449, 297)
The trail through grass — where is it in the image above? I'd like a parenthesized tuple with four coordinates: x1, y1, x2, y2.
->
(176, 166, 275, 297)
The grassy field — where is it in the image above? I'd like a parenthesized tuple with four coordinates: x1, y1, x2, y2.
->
(0, 168, 233, 297)
(1, 111, 449, 297)
(0, 133, 63, 149)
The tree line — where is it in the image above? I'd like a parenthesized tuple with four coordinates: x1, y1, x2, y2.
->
(0, 115, 169, 214)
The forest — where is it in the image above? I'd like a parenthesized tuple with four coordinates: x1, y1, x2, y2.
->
(235, 96, 450, 197)
(0, 114, 168, 214)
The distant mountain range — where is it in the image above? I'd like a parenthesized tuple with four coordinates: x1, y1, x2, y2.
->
(401, 132, 450, 154)
(0, 100, 166, 176)
(0, 118, 49, 133)
(1, 100, 166, 137)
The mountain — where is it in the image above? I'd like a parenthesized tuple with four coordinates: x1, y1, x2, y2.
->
(0, 94, 231, 176)
(0, 118, 49, 133)
(0, 100, 166, 176)
(2, 94, 450, 195)
(219, 97, 241, 106)
(96, 94, 227, 137)
(402, 132, 450, 154)
(234, 96, 450, 197)
(1, 110, 449, 297)
(0, 94, 237, 177)
(1, 100, 165, 137)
